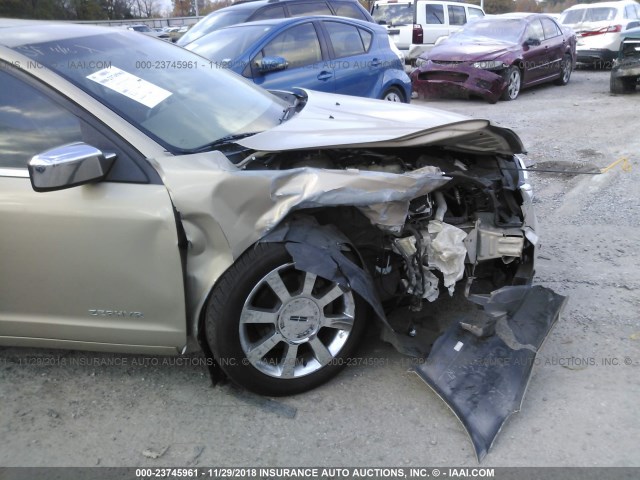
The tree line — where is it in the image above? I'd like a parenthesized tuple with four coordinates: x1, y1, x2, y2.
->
(0, 0, 230, 20)
(0, 0, 607, 21)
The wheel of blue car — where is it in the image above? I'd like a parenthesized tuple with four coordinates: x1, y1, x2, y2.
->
(204, 243, 366, 396)
(554, 54, 572, 86)
(501, 66, 521, 101)
(382, 87, 404, 102)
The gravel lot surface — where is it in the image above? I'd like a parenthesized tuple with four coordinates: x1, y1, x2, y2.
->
(1, 70, 638, 468)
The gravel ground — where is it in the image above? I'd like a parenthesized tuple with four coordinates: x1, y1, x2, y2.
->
(1, 70, 638, 468)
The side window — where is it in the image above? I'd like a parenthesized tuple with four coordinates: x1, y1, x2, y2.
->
(624, 4, 638, 19)
(425, 4, 445, 24)
(324, 21, 366, 58)
(0, 68, 148, 182)
(0, 70, 82, 169)
(260, 23, 322, 68)
(331, 1, 367, 20)
(359, 27, 373, 51)
(447, 5, 466, 26)
(252, 6, 286, 20)
(288, 2, 332, 17)
(541, 17, 561, 39)
(467, 7, 484, 20)
(525, 19, 544, 42)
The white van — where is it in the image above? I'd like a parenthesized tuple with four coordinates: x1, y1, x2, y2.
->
(371, 0, 485, 65)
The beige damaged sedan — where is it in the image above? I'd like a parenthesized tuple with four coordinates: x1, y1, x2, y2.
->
(0, 20, 565, 459)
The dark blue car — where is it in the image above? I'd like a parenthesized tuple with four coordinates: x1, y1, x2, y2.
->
(186, 16, 412, 102)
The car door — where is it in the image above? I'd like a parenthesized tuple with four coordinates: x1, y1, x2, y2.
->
(521, 18, 547, 85)
(321, 20, 382, 98)
(540, 17, 566, 81)
(249, 22, 334, 93)
(446, 4, 467, 36)
(421, 3, 449, 46)
(0, 67, 187, 351)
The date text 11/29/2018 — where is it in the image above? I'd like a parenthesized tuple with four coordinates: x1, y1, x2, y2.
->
(134, 467, 496, 478)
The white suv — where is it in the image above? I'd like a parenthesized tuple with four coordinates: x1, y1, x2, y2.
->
(560, 0, 640, 66)
(371, 0, 485, 66)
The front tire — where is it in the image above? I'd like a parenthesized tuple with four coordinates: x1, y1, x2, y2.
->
(205, 243, 365, 396)
(381, 86, 404, 102)
(501, 66, 521, 101)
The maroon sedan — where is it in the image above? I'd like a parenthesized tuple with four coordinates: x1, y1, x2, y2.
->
(411, 13, 577, 103)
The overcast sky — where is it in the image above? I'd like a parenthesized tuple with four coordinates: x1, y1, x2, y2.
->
(157, 0, 174, 16)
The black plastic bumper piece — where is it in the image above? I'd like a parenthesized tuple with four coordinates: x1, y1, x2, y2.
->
(414, 285, 567, 461)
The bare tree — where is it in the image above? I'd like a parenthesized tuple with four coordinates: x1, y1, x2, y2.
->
(134, 0, 159, 17)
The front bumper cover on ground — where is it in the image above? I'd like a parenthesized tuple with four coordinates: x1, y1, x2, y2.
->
(414, 285, 567, 461)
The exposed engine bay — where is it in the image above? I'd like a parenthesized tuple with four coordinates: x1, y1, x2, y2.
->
(243, 145, 534, 310)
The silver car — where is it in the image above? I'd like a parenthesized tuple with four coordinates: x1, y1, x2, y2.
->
(0, 20, 564, 460)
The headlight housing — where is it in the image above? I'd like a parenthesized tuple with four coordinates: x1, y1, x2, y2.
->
(472, 60, 507, 70)
(415, 57, 429, 68)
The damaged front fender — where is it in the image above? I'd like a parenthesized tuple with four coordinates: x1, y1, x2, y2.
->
(152, 152, 450, 337)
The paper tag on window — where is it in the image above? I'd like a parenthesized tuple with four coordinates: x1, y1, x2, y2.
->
(87, 66, 171, 108)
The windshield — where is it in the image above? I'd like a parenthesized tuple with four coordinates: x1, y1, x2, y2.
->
(372, 3, 414, 25)
(178, 9, 252, 45)
(454, 19, 524, 44)
(188, 24, 274, 65)
(561, 7, 617, 24)
(12, 31, 287, 153)
(132, 25, 152, 32)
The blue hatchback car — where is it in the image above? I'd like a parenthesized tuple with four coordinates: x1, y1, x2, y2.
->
(186, 16, 412, 102)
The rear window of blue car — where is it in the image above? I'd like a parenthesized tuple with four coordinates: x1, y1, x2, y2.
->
(324, 21, 372, 57)
(189, 25, 275, 65)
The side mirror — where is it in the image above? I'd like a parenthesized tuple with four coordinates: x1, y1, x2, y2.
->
(524, 38, 541, 47)
(256, 56, 288, 74)
(28, 142, 116, 192)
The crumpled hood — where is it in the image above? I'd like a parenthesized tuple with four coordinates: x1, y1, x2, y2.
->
(239, 90, 524, 155)
(429, 40, 516, 62)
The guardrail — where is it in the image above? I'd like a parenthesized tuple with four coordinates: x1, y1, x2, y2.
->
(71, 16, 201, 28)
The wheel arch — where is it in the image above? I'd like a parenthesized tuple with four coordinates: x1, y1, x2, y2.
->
(193, 207, 386, 351)
(380, 69, 412, 103)
(513, 59, 525, 76)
